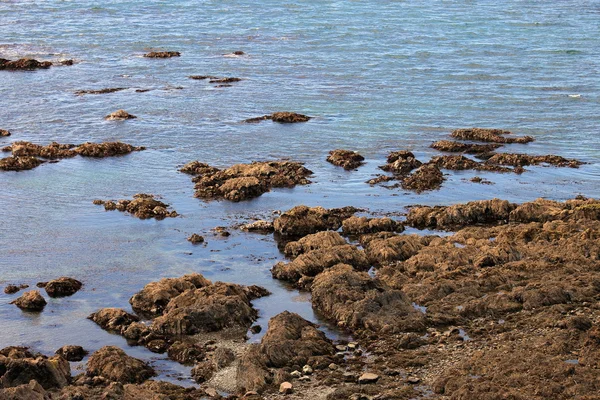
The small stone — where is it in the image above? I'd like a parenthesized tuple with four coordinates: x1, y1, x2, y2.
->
(358, 372, 380, 384)
(298, 375, 311, 382)
(250, 325, 262, 334)
(4, 284, 20, 294)
(279, 382, 293, 394)
(328, 363, 338, 370)
(0, 129, 11, 137)
(335, 344, 348, 352)
(343, 372, 356, 382)
(347, 342, 358, 350)
(290, 370, 302, 378)
(187, 234, 205, 244)
(407, 376, 421, 384)
(302, 365, 313, 375)
(205, 387, 219, 397)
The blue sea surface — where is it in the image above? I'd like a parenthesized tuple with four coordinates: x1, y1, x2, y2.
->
(0, 0, 599, 385)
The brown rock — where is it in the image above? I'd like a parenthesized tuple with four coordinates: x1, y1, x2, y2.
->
(74, 141, 144, 157)
(486, 152, 583, 168)
(87, 308, 139, 333)
(179, 161, 219, 175)
(312, 264, 426, 334)
(0, 58, 52, 70)
(143, 51, 181, 58)
(0, 380, 46, 400)
(406, 199, 516, 230)
(0, 156, 45, 171)
(95, 193, 177, 220)
(0, 129, 10, 137)
(431, 140, 502, 154)
(151, 282, 269, 335)
(9, 141, 77, 159)
(273, 205, 358, 237)
(380, 151, 422, 175)
(10, 290, 46, 311)
(342, 216, 404, 236)
(86, 346, 155, 384)
(44, 277, 82, 298)
(240, 220, 274, 233)
(361, 233, 426, 265)
(55, 345, 88, 362)
(326, 149, 365, 170)
(104, 110, 137, 120)
(272, 245, 369, 288)
(190, 161, 312, 202)
(358, 373, 380, 384)
(191, 361, 215, 383)
(451, 127, 534, 144)
(209, 77, 242, 83)
(213, 347, 235, 369)
(429, 155, 513, 172)
(279, 382, 293, 394)
(0, 354, 70, 390)
(129, 273, 211, 316)
(3, 284, 27, 294)
(187, 234, 205, 244)
(283, 231, 347, 258)
(243, 112, 311, 123)
(401, 164, 445, 192)
(75, 87, 127, 95)
(166, 341, 206, 365)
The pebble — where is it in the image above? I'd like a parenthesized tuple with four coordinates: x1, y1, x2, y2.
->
(279, 382, 293, 394)
(407, 376, 421, 384)
(328, 363, 338, 370)
(358, 372, 380, 384)
(336, 344, 348, 352)
(302, 365, 313, 375)
(290, 370, 302, 378)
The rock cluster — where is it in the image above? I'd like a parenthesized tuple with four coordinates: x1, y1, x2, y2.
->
(181, 160, 313, 202)
(1, 141, 144, 171)
(243, 112, 311, 123)
(143, 51, 181, 58)
(0, 58, 52, 70)
(326, 149, 365, 170)
(93, 193, 178, 220)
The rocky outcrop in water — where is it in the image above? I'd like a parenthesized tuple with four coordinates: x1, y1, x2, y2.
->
(105, 109, 137, 120)
(0, 347, 70, 390)
(401, 163, 445, 192)
(43, 277, 82, 298)
(75, 87, 127, 95)
(143, 51, 181, 58)
(93, 193, 178, 220)
(451, 127, 534, 144)
(326, 149, 365, 170)
(485, 152, 583, 168)
(431, 140, 502, 154)
(0, 58, 52, 71)
(54, 346, 87, 362)
(10, 291, 47, 312)
(341, 216, 404, 236)
(0, 129, 10, 137)
(183, 160, 313, 202)
(243, 112, 311, 123)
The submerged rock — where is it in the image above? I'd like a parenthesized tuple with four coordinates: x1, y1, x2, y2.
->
(105, 109, 137, 120)
(187, 161, 312, 202)
(88, 308, 140, 333)
(451, 127, 534, 144)
(75, 87, 127, 95)
(0, 58, 52, 70)
(143, 51, 181, 58)
(187, 234, 205, 244)
(326, 149, 365, 170)
(429, 155, 513, 173)
(240, 220, 274, 233)
(0, 129, 10, 137)
(431, 140, 502, 154)
(401, 164, 445, 192)
(273, 205, 358, 237)
(94, 193, 178, 220)
(8, 141, 77, 159)
(243, 112, 311, 123)
(10, 290, 46, 311)
(4, 284, 28, 294)
(44, 277, 82, 298)
(86, 346, 156, 384)
(55, 345, 88, 362)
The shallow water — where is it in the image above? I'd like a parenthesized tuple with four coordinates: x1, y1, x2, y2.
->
(1, 0, 599, 385)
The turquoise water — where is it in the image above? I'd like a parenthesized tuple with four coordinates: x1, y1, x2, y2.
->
(1, 0, 599, 385)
